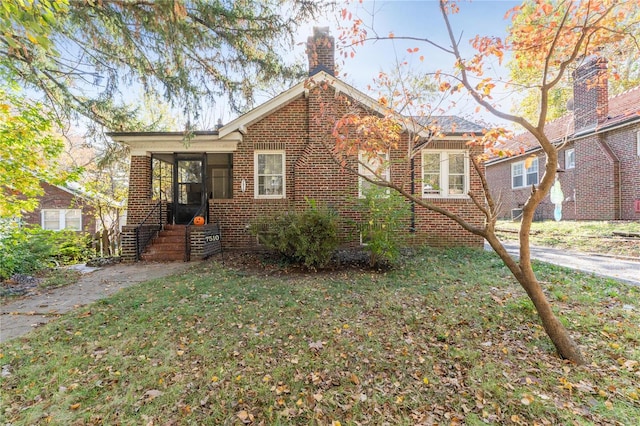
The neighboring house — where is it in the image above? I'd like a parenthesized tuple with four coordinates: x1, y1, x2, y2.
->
(108, 28, 487, 262)
(21, 181, 97, 233)
(486, 56, 640, 221)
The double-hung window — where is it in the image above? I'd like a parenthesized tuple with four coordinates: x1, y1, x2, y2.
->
(358, 151, 390, 197)
(255, 151, 285, 198)
(422, 150, 469, 198)
(41, 209, 82, 231)
(512, 157, 539, 188)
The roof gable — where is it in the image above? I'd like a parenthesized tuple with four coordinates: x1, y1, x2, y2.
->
(218, 71, 430, 138)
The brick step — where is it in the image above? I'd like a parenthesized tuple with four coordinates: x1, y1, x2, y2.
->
(140, 225, 187, 261)
(147, 240, 185, 251)
(154, 235, 185, 244)
(140, 252, 185, 262)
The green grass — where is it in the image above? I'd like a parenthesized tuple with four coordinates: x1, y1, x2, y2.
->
(1, 248, 639, 425)
(496, 220, 640, 257)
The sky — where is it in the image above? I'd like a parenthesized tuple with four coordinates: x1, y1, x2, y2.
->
(268, 0, 523, 127)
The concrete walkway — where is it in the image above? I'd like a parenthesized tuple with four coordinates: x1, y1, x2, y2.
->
(486, 242, 640, 286)
(0, 262, 193, 343)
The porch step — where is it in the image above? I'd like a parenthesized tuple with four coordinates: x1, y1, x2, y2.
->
(141, 225, 186, 262)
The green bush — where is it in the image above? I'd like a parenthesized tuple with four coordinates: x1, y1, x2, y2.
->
(358, 186, 411, 268)
(0, 224, 94, 280)
(250, 200, 339, 269)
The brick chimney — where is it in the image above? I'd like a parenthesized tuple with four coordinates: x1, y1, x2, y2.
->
(572, 56, 609, 132)
(307, 27, 335, 76)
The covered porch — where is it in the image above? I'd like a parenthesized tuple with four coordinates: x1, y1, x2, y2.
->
(107, 131, 240, 261)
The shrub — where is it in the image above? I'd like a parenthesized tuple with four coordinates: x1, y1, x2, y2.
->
(0, 224, 94, 280)
(250, 200, 339, 269)
(358, 186, 411, 268)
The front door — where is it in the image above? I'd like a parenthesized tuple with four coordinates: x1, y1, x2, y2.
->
(174, 155, 206, 224)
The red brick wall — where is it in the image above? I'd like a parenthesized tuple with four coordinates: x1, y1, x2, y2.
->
(126, 155, 155, 225)
(125, 86, 486, 254)
(486, 123, 640, 221)
(21, 181, 96, 233)
(604, 123, 640, 220)
(573, 135, 617, 220)
(573, 57, 608, 132)
(208, 86, 484, 249)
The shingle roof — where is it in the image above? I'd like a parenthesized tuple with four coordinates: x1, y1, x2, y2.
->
(488, 84, 640, 162)
(415, 115, 485, 134)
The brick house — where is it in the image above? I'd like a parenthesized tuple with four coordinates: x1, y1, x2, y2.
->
(21, 181, 96, 234)
(486, 56, 640, 221)
(109, 28, 487, 262)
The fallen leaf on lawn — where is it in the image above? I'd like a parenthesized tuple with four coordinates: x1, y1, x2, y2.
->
(309, 340, 324, 351)
(237, 410, 254, 423)
(143, 389, 163, 401)
(350, 373, 360, 385)
(69, 403, 81, 410)
(520, 394, 534, 405)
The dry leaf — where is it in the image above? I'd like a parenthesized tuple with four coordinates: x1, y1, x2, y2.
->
(350, 373, 360, 385)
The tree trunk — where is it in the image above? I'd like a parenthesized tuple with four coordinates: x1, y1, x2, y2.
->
(517, 265, 585, 364)
(485, 233, 585, 364)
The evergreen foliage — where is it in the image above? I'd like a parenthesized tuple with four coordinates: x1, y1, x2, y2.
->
(250, 201, 339, 269)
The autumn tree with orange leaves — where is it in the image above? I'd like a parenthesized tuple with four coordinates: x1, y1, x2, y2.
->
(323, 0, 640, 365)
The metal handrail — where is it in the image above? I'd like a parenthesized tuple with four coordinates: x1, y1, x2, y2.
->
(134, 201, 163, 261)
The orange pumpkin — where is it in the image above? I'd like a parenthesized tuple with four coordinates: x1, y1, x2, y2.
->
(194, 216, 205, 226)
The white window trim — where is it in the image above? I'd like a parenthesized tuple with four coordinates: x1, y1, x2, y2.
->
(565, 148, 575, 169)
(511, 157, 539, 189)
(358, 151, 390, 198)
(254, 150, 286, 199)
(636, 131, 640, 157)
(41, 209, 82, 231)
(421, 149, 470, 199)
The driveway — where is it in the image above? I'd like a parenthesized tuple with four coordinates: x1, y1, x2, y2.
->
(486, 242, 640, 286)
(0, 261, 194, 343)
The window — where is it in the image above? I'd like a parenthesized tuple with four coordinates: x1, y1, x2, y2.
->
(512, 157, 538, 188)
(41, 209, 82, 231)
(255, 151, 285, 198)
(152, 157, 173, 201)
(358, 151, 390, 197)
(422, 150, 469, 198)
(637, 131, 640, 156)
(208, 153, 233, 199)
(565, 148, 575, 169)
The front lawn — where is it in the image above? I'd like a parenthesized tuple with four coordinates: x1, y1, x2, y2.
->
(1, 248, 639, 425)
(496, 220, 640, 258)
